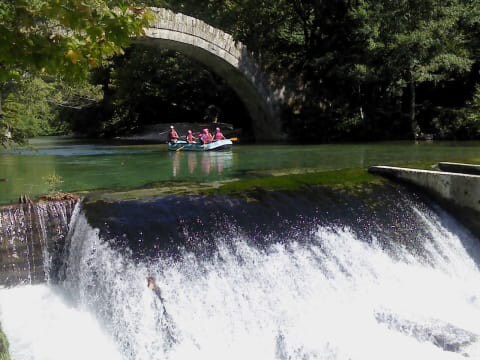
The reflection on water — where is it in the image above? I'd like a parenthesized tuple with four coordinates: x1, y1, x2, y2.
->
(170, 151, 233, 178)
(2, 137, 480, 204)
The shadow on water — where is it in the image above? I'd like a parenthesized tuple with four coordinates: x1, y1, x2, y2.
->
(82, 182, 480, 271)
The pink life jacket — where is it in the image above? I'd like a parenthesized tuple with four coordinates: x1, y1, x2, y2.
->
(168, 130, 178, 142)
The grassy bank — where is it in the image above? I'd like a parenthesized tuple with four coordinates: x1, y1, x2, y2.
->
(0, 322, 10, 360)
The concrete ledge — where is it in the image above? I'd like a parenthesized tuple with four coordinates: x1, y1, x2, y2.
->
(438, 162, 480, 175)
(368, 166, 480, 213)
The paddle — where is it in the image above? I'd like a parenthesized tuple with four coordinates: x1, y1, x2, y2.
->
(229, 137, 238, 142)
(176, 145, 185, 152)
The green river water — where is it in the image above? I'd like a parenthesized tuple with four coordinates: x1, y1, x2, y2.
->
(1, 137, 480, 204)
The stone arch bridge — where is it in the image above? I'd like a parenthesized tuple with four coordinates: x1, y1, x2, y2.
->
(136, 7, 285, 141)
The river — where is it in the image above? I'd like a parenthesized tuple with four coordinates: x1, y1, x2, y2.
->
(1, 137, 480, 204)
(1, 138, 480, 359)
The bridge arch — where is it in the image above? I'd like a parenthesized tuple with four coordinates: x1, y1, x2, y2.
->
(135, 7, 283, 141)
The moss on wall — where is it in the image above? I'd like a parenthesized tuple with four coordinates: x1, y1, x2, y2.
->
(206, 168, 383, 195)
(83, 168, 385, 203)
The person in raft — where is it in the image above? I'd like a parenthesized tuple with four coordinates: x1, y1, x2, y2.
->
(214, 127, 226, 141)
(200, 128, 213, 145)
(207, 128, 215, 142)
(167, 125, 179, 143)
(186, 130, 196, 143)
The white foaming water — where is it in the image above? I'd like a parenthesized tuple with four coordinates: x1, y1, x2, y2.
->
(2, 204, 480, 359)
(0, 285, 122, 360)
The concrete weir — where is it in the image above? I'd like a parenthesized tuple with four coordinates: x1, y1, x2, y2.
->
(438, 162, 480, 176)
(369, 164, 480, 235)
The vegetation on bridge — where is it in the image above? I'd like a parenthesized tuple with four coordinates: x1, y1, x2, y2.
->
(1, 0, 480, 143)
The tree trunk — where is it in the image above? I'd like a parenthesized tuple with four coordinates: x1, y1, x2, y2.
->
(0, 89, 13, 142)
(409, 78, 418, 139)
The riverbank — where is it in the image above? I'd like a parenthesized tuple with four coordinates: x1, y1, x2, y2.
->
(0, 322, 10, 360)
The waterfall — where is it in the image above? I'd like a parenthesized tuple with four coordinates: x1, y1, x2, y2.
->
(1, 188, 480, 359)
(0, 201, 76, 286)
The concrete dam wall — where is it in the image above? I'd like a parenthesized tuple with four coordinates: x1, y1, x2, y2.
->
(369, 164, 480, 237)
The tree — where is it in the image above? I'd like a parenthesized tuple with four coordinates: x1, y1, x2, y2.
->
(74, 45, 250, 137)
(352, 0, 475, 137)
(0, 0, 151, 144)
(2, 75, 102, 142)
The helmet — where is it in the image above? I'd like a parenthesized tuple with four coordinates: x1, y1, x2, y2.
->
(203, 128, 208, 133)
(188, 130, 192, 134)
(216, 128, 220, 132)
(170, 125, 174, 129)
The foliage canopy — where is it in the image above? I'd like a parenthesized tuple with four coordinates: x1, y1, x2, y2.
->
(0, 0, 150, 81)
(2, 0, 480, 142)
(0, 0, 151, 144)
